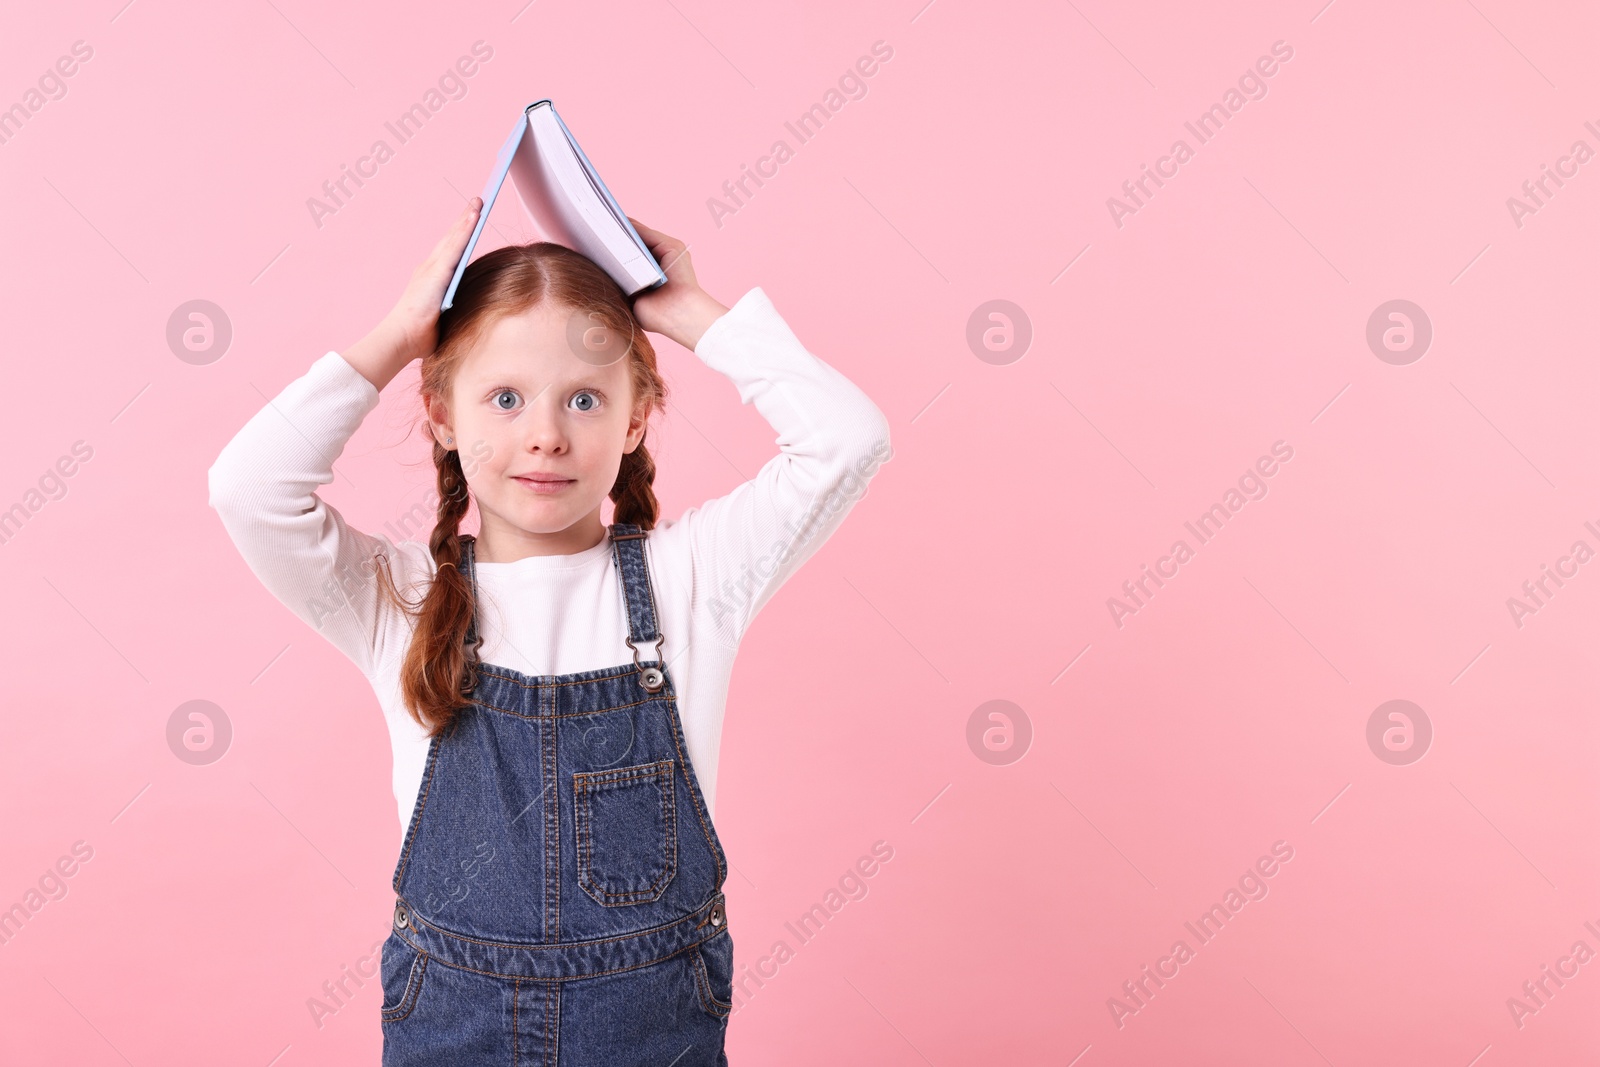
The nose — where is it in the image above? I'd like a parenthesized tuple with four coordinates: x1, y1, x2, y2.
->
(516, 388, 569, 454)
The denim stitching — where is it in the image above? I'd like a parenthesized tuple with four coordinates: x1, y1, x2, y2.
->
(391, 926, 727, 984)
(612, 524, 660, 648)
(380, 948, 429, 1022)
(690, 944, 732, 1018)
(392, 735, 442, 890)
(543, 680, 560, 943)
(573, 760, 678, 905)
(546, 980, 559, 1067)
(639, 535, 667, 660)
(396, 891, 721, 950)
(575, 763, 676, 904)
(471, 686, 668, 720)
(665, 713, 725, 889)
(478, 665, 653, 689)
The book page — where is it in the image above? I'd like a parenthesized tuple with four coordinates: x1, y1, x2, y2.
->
(509, 105, 657, 292)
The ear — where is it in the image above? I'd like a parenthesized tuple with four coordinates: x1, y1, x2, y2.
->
(622, 398, 650, 454)
(424, 393, 455, 449)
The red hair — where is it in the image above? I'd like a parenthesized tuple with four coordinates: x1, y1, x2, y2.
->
(375, 242, 668, 736)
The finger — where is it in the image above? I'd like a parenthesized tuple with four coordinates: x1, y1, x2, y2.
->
(426, 198, 483, 266)
(628, 217, 679, 252)
(656, 243, 692, 275)
(647, 236, 685, 267)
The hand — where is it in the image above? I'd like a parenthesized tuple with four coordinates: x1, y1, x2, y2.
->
(627, 219, 728, 350)
(344, 197, 482, 392)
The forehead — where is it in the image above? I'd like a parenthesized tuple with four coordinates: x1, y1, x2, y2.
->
(457, 302, 631, 386)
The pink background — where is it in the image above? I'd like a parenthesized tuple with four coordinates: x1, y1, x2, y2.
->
(2, 0, 1598, 1063)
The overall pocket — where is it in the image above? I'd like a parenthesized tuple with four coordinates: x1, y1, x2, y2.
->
(379, 932, 429, 1023)
(691, 927, 735, 1019)
(574, 758, 678, 906)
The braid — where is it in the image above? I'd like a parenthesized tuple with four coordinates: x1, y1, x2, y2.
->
(376, 440, 479, 738)
(610, 434, 660, 529)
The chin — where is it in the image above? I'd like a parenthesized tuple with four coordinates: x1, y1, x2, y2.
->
(507, 496, 599, 531)
(513, 509, 578, 533)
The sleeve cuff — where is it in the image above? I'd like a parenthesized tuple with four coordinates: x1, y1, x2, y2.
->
(324, 350, 382, 410)
(693, 287, 773, 358)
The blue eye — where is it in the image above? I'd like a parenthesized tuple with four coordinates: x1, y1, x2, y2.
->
(493, 389, 520, 411)
(570, 390, 601, 412)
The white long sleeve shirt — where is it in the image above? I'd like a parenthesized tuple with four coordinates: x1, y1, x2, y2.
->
(208, 287, 891, 849)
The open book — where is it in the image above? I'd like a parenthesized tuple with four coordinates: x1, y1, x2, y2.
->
(442, 100, 666, 309)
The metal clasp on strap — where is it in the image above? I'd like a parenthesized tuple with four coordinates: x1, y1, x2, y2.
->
(625, 635, 665, 692)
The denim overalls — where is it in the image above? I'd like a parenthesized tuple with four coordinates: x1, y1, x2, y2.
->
(380, 523, 735, 1066)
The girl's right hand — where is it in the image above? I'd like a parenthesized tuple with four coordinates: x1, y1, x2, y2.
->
(344, 197, 482, 392)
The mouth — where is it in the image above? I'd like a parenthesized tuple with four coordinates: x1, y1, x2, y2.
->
(512, 474, 576, 494)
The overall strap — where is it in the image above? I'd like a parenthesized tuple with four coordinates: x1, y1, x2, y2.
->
(608, 523, 664, 664)
(443, 533, 483, 698)
(458, 534, 483, 658)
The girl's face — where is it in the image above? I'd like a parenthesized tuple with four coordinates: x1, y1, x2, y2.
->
(427, 300, 647, 558)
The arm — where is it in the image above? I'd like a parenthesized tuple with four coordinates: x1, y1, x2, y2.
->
(207, 198, 483, 675)
(207, 352, 402, 677)
(628, 221, 893, 648)
(683, 290, 892, 646)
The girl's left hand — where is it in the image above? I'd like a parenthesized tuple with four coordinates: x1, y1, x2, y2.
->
(628, 219, 729, 350)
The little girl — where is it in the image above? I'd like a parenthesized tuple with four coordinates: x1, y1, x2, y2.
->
(208, 198, 891, 1065)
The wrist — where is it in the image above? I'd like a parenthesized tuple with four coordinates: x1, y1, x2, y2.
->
(345, 317, 419, 393)
(668, 290, 730, 351)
